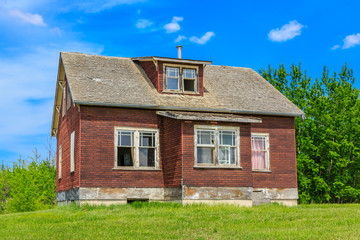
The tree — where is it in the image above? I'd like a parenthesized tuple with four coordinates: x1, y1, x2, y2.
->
(260, 63, 360, 203)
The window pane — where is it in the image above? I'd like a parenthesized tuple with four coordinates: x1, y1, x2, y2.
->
(167, 77, 179, 90)
(252, 151, 266, 169)
(184, 79, 195, 91)
(139, 148, 155, 167)
(166, 67, 179, 77)
(118, 147, 133, 166)
(252, 136, 266, 150)
(197, 130, 215, 145)
(183, 69, 195, 78)
(220, 131, 235, 146)
(118, 131, 133, 146)
(218, 146, 230, 164)
(140, 132, 155, 147)
(197, 147, 213, 164)
(230, 147, 235, 164)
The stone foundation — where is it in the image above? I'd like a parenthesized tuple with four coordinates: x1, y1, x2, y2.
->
(56, 187, 298, 206)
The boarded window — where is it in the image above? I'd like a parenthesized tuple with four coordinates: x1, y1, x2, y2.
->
(67, 85, 71, 111)
(58, 145, 62, 179)
(251, 134, 270, 170)
(70, 131, 75, 172)
(62, 85, 66, 117)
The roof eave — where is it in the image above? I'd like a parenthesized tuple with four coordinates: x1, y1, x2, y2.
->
(132, 56, 212, 65)
(73, 101, 305, 118)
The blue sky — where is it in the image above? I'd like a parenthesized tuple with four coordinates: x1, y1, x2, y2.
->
(0, 0, 359, 165)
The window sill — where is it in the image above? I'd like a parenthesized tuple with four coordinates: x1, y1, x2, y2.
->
(162, 90, 200, 95)
(112, 167, 161, 171)
(252, 169, 272, 173)
(194, 166, 242, 169)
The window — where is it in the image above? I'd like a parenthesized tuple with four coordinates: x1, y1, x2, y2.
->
(195, 126, 240, 167)
(166, 67, 179, 90)
(62, 85, 66, 117)
(70, 131, 75, 173)
(183, 69, 196, 91)
(165, 66, 198, 93)
(67, 85, 71, 111)
(115, 128, 159, 169)
(58, 145, 62, 179)
(251, 133, 270, 170)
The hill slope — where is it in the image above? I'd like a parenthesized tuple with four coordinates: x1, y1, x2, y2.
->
(0, 203, 360, 239)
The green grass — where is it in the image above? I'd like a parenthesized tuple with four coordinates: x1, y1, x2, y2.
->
(0, 202, 360, 239)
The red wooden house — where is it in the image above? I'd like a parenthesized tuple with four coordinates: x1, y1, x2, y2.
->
(51, 48, 303, 206)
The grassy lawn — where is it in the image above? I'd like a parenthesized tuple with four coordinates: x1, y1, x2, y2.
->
(0, 203, 359, 239)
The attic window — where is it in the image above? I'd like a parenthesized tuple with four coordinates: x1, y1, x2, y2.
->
(183, 69, 196, 91)
(165, 66, 198, 93)
(166, 67, 179, 90)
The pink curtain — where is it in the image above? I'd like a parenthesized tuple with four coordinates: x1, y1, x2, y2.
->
(252, 138, 265, 169)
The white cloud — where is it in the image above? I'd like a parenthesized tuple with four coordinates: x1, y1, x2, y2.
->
(342, 33, 360, 49)
(164, 16, 183, 33)
(189, 32, 215, 45)
(73, 0, 146, 13)
(268, 20, 304, 42)
(136, 19, 153, 29)
(331, 45, 340, 50)
(175, 35, 186, 43)
(8, 9, 46, 26)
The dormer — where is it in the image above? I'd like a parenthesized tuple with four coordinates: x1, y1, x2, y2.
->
(132, 46, 212, 96)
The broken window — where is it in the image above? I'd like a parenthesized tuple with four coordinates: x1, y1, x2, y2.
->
(183, 69, 196, 91)
(251, 133, 270, 170)
(195, 126, 239, 167)
(117, 131, 134, 166)
(165, 66, 198, 93)
(115, 128, 159, 169)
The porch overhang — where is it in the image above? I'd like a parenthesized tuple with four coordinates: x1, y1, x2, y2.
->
(156, 111, 262, 123)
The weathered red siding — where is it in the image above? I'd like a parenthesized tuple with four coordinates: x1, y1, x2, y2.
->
(161, 117, 182, 187)
(79, 107, 165, 188)
(56, 104, 297, 192)
(182, 122, 253, 187)
(56, 78, 81, 192)
(251, 116, 297, 188)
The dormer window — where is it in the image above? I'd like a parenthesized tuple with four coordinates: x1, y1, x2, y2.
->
(165, 65, 198, 93)
(166, 67, 180, 90)
(183, 69, 196, 91)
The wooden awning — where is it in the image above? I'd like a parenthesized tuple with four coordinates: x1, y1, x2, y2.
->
(156, 111, 262, 123)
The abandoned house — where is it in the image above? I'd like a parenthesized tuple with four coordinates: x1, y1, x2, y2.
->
(51, 47, 304, 206)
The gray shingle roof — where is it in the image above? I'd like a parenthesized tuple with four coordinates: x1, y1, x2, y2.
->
(61, 52, 304, 117)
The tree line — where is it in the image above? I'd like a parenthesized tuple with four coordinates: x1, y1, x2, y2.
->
(260, 63, 360, 203)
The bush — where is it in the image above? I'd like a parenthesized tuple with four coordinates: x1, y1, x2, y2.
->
(0, 150, 56, 214)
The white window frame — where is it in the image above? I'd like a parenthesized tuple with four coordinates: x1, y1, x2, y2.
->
(194, 125, 240, 168)
(70, 131, 75, 173)
(58, 145, 62, 179)
(164, 64, 199, 93)
(114, 127, 160, 170)
(251, 133, 270, 171)
(62, 85, 66, 117)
